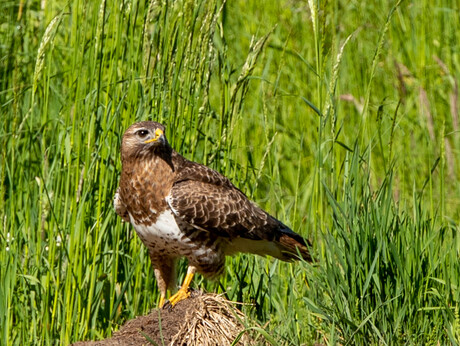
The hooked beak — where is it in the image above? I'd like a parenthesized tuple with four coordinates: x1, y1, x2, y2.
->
(144, 128, 164, 144)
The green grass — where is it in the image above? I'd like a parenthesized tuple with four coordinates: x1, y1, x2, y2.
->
(1, 0, 459, 344)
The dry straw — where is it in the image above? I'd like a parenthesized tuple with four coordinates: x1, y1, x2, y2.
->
(170, 293, 254, 346)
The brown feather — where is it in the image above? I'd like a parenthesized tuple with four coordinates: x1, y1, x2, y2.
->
(278, 234, 312, 262)
(115, 121, 313, 304)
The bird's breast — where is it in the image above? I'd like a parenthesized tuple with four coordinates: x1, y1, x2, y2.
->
(131, 209, 183, 244)
(119, 157, 175, 225)
(130, 209, 204, 256)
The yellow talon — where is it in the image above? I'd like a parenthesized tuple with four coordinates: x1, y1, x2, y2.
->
(167, 287, 191, 307)
(164, 268, 195, 309)
(158, 295, 165, 308)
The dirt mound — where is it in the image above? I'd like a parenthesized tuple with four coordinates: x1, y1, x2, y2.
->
(73, 292, 253, 346)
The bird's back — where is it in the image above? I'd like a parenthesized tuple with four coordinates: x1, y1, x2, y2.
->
(168, 153, 312, 262)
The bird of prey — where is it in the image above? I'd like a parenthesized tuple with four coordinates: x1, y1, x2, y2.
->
(114, 121, 312, 308)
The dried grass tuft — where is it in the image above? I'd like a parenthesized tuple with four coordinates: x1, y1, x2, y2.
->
(170, 292, 254, 346)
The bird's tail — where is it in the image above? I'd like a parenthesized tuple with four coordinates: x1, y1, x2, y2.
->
(276, 224, 313, 262)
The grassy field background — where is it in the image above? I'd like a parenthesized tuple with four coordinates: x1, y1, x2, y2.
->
(1, 0, 459, 344)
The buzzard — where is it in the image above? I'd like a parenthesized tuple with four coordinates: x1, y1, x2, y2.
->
(114, 121, 312, 308)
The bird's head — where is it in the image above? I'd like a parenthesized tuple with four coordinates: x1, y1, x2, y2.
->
(121, 121, 169, 161)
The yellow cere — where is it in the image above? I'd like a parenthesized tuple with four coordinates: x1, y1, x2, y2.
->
(144, 128, 164, 143)
(155, 128, 163, 137)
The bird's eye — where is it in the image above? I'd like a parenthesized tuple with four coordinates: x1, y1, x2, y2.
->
(136, 129, 149, 138)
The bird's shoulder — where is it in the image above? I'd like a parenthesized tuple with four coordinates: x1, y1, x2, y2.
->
(168, 151, 273, 238)
(171, 151, 234, 188)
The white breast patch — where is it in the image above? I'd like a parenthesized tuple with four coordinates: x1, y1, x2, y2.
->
(131, 209, 181, 238)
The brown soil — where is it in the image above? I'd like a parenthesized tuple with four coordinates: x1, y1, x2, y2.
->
(72, 292, 253, 346)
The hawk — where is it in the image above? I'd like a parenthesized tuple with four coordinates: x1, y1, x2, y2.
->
(114, 121, 312, 308)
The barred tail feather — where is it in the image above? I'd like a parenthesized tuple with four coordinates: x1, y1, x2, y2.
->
(277, 234, 312, 262)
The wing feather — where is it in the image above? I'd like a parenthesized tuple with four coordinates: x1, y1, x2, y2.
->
(168, 179, 269, 240)
(168, 156, 312, 261)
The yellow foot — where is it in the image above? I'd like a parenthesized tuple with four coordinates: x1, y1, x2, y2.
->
(158, 295, 165, 309)
(163, 269, 195, 310)
(164, 287, 191, 309)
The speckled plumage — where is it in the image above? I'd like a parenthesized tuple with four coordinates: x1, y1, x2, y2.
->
(115, 121, 312, 304)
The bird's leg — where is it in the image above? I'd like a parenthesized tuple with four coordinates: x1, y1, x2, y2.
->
(153, 266, 170, 309)
(165, 265, 196, 308)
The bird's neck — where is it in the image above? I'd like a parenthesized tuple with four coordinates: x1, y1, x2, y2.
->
(119, 153, 177, 221)
(122, 152, 175, 183)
